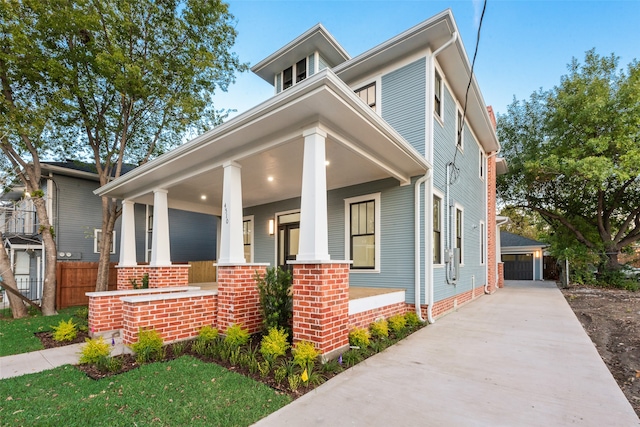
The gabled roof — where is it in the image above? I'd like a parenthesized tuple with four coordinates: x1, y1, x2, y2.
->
(42, 160, 137, 179)
(251, 23, 350, 84)
(501, 231, 546, 248)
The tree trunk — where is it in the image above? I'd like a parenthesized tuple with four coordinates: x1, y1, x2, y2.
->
(0, 234, 28, 318)
(30, 195, 57, 315)
(605, 249, 621, 270)
(95, 196, 119, 291)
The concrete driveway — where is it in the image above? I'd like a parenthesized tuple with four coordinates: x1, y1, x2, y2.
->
(254, 280, 639, 426)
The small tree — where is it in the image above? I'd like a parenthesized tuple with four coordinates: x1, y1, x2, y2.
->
(255, 267, 292, 337)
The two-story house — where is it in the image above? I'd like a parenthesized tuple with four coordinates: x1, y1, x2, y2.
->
(1, 160, 218, 305)
(92, 10, 505, 353)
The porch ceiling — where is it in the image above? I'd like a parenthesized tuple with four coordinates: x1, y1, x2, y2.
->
(96, 69, 429, 215)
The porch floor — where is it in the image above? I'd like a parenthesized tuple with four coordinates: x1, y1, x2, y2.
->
(190, 282, 401, 301)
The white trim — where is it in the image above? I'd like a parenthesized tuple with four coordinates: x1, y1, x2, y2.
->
(455, 104, 465, 152)
(433, 63, 444, 125)
(94, 229, 116, 254)
(352, 77, 381, 115)
(344, 192, 381, 272)
(273, 209, 301, 267)
(455, 203, 464, 266)
(433, 189, 444, 266)
(479, 148, 486, 180)
(348, 289, 405, 315)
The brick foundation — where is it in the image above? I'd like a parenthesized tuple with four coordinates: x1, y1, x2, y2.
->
(348, 301, 408, 330)
(121, 291, 217, 345)
(292, 262, 350, 357)
(117, 265, 190, 290)
(87, 287, 195, 334)
(216, 264, 268, 334)
(430, 285, 486, 318)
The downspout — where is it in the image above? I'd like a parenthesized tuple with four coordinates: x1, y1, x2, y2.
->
(414, 173, 428, 322)
(485, 146, 502, 293)
(422, 31, 457, 324)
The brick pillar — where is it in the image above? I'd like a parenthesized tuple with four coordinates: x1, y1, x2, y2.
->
(487, 154, 497, 293)
(117, 266, 150, 290)
(497, 263, 505, 288)
(216, 264, 268, 334)
(147, 265, 190, 288)
(292, 262, 350, 360)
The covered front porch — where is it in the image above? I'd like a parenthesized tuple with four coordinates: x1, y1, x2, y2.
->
(92, 69, 428, 356)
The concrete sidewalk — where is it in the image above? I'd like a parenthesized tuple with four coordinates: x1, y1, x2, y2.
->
(254, 280, 639, 426)
(0, 337, 126, 379)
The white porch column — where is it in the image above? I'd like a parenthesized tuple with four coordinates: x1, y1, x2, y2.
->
(297, 127, 330, 261)
(119, 200, 137, 266)
(218, 161, 246, 264)
(150, 189, 171, 266)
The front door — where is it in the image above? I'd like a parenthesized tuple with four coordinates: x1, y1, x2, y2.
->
(277, 212, 300, 272)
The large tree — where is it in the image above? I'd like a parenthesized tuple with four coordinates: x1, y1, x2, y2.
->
(1, 0, 247, 295)
(497, 50, 640, 273)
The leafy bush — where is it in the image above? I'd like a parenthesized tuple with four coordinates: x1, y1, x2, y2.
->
(348, 327, 370, 348)
(74, 307, 89, 321)
(79, 336, 111, 364)
(388, 314, 406, 335)
(404, 311, 422, 328)
(51, 319, 78, 342)
(197, 325, 219, 344)
(255, 267, 292, 335)
(130, 328, 164, 364)
(224, 324, 250, 349)
(292, 341, 320, 371)
(369, 318, 389, 339)
(597, 268, 639, 291)
(96, 355, 122, 373)
(171, 341, 188, 357)
(260, 327, 290, 363)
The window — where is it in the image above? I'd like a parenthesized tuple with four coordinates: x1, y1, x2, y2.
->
(455, 207, 463, 264)
(282, 66, 293, 90)
(355, 82, 376, 112)
(145, 205, 153, 262)
(479, 221, 485, 265)
(296, 58, 307, 83)
(479, 149, 485, 179)
(94, 229, 116, 254)
(456, 108, 464, 149)
(243, 217, 253, 263)
(345, 193, 381, 271)
(433, 195, 442, 264)
(434, 71, 442, 118)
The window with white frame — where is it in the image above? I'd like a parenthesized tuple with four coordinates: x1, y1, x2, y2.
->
(94, 229, 116, 254)
(345, 193, 380, 271)
(479, 221, 485, 265)
(433, 194, 442, 264)
(455, 207, 463, 264)
(479, 149, 486, 179)
(278, 57, 309, 93)
(434, 70, 443, 118)
(456, 108, 464, 150)
(355, 82, 376, 112)
(243, 217, 253, 263)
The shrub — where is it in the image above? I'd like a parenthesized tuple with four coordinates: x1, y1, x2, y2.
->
(260, 327, 290, 363)
(96, 355, 122, 373)
(130, 328, 164, 364)
(348, 327, 370, 348)
(369, 318, 389, 339)
(388, 314, 407, 335)
(224, 324, 250, 349)
(74, 307, 89, 321)
(292, 341, 320, 371)
(171, 341, 188, 357)
(197, 325, 219, 344)
(51, 319, 78, 342)
(255, 267, 293, 335)
(79, 336, 111, 364)
(404, 311, 422, 328)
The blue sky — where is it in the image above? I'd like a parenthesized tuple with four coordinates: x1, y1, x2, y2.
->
(214, 0, 639, 118)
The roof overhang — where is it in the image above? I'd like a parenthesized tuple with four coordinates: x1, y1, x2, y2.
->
(96, 69, 429, 215)
(252, 24, 351, 84)
(335, 9, 500, 153)
(496, 157, 508, 175)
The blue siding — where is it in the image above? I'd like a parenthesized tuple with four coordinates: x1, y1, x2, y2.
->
(432, 82, 487, 303)
(381, 58, 426, 155)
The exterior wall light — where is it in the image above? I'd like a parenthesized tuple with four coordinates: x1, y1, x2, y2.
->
(268, 219, 275, 235)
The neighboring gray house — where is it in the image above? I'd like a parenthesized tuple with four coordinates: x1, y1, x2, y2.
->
(97, 10, 505, 321)
(1, 160, 217, 300)
(500, 231, 547, 280)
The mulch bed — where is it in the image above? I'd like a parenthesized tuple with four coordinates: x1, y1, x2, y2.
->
(35, 330, 90, 348)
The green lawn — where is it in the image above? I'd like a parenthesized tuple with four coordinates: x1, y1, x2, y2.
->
(0, 355, 290, 426)
(0, 307, 86, 357)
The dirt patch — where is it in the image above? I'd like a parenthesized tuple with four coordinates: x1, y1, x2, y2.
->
(561, 284, 640, 416)
(35, 330, 90, 348)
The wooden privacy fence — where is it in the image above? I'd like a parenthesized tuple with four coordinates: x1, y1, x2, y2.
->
(188, 260, 217, 283)
(56, 262, 117, 309)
